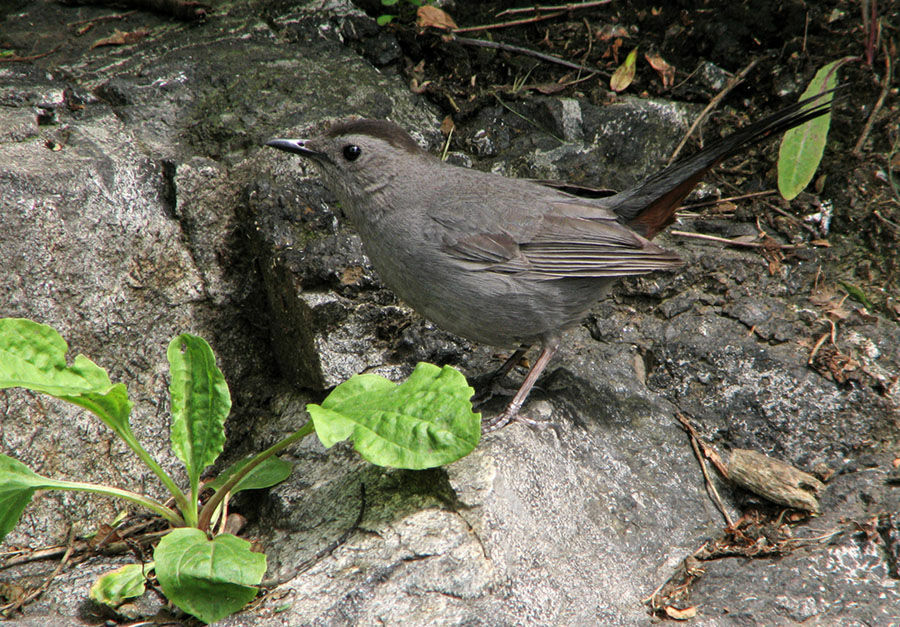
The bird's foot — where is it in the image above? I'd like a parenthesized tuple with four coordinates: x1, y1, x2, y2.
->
(472, 378, 520, 407)
(481, 407, 548, 434)
(471, 347, 530, 406)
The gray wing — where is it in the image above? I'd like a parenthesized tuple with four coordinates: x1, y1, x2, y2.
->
(436, 200, 683, 280)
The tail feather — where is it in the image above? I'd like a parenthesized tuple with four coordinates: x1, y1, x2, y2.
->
(610, 90, 836, 239)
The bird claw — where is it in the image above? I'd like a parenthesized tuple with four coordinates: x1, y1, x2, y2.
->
(472, 379, 520, 407)
(481, 408, 549, 434)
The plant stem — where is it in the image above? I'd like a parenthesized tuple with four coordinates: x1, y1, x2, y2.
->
(197, 420, 315, 531)
(45, 479, 185, 527)
(117, 430, 192, 518)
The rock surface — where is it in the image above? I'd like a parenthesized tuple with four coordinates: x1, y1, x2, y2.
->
(0, 1, 897, 625)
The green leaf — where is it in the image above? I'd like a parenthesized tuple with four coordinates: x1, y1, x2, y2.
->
(154, 529, 266, 624)
(90, 562, 150, 607)
(0, 318, 134, 441)
(610, 46, 638, 92)
(777, 60, 841, 200)
(0, 453, 185, 531)
(376, 14, 395, 25)
(380, 0, 399, 6)
(167, 334, 230, 495)
(307, 363, 480, 470)
(0, 455, 42, 543)
(206, 455, 293, 495)
(839, 281, 874, 310)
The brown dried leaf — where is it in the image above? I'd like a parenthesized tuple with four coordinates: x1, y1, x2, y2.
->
(440, 115, 455, 136)
(409, 78, 431, 94)
(645, 51, 675, 89)
(810, 344, 860, 384)
(0, 581, 26, 604)
(534, 82, 567, 95)
(595, 24, 629, 42)
(665, 606, 698, 620)
(340, 266, 365, 286)
(887, 298, 900, 321)
(87, 523, 123, 549)
(809, 285, 851, 320)
(417, 5, 457, 30)
(91, 28, 149, 49)
(712, 201, 737, 214)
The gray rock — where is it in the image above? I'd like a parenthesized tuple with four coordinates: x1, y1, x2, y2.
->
(0, 1, 897, 626)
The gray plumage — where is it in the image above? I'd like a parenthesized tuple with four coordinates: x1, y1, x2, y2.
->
(266, 92, 834, 429)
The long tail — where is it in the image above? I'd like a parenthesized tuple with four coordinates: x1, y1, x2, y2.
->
(611, 90, 836, 239)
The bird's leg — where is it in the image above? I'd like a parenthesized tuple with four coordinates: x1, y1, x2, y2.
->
(472, 345, 530, 406)
(481, 340, 559, 433)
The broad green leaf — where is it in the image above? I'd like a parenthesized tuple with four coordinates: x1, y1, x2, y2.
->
(206, 455, 293, 495)
(167, 335, 230, 492)
(0, 455, 91, 543)
(154, 528, 266, 624)
(610, 47, 638, 92)
(376, 14, 395, 25)
(307, 363, 480, 470)
(90, 562, 150, 607)
(0, 455, 41, 543)
(0, 453, 185, 529)
(0, 318, 134, 440)
(777, 60, 841, 200)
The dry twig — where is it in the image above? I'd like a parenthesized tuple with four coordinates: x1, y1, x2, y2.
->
(0, 45, 61, 63)
(2, 527, 76, 614)
(853, 43, 894, 156)
(453, 35, 607, 78)
(675, 413, 732, 526)
(667, 59, 759, 164)
(452, 11, 565, 34)
(496, 0, 612, 17)
(670, 229, 804, 250)
(678, 189, 777, 210)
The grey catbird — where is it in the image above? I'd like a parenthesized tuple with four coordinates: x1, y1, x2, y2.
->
(266, 93, 833, 431)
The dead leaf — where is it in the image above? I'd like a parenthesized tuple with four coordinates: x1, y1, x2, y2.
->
(91, 28, 149, 49)
(712, 201, 737, 214)
(852, 307, 878, 324)
(645, 51, 675, 89)
(594, 24, 629, 41)
(87, 523, 123, 549)
(810, 239, 831, 247)
(0, 581, 26, 605)
(409, 78, 431, 94)
(809, 285, 851, 320)
(340, 266, 365, 286)
(887, 298, 900, 320)
(417, 5, 457, 30)
(610, 47, 638, 92)
(440, 115, 455, 136)
(534, 82, 567, 95)
(665, 606, 698, 620)
(810, 344, 860, 384)
(604, 37, 625, 62)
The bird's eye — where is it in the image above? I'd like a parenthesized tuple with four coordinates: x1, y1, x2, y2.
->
(342, 144, 361, 161)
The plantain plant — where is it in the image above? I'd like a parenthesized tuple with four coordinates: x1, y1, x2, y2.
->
(0, 318, 479, 623)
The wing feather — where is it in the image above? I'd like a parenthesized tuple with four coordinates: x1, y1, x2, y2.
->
(440, 201, 682, 280)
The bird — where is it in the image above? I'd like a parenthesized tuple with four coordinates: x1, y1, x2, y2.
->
(266, 92, 834, 432)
